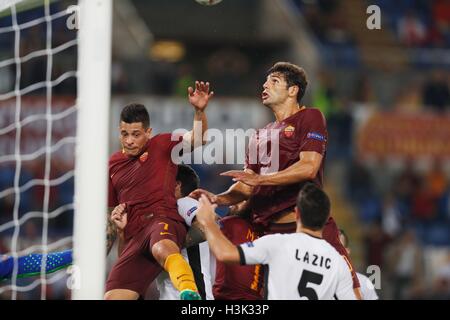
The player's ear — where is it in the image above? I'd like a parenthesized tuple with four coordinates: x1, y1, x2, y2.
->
(295, 207, 301, 222)
(288, 85, 299, 98)
(145, 127, 152, 138)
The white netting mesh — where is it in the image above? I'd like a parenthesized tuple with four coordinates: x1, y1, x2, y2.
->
(0, 0, 78, 300)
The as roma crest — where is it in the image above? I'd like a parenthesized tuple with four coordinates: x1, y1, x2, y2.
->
(284, 125, 295, 138)
(139, 151, 149, 163)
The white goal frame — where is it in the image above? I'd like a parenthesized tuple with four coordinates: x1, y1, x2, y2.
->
(72, 0, 112, 300)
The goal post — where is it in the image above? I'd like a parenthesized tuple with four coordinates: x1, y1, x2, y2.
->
(0, 0, 111, 300)
(72, 0, 112, 300)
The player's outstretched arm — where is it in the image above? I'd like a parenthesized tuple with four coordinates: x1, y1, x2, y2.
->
(222, 151, 323, 186)
(258, 151, 323, 186)
(216, 180, 253, 206)
(190, 180, 252, 207)
(1, 250, 72, 280)
(195, 195, 240, 264)
(183, 81, 214, 150)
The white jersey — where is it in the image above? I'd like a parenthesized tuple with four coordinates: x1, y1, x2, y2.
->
(156, 197, 214, 300)
(239, 232, 357, 300)
(357, 272, 378, 300)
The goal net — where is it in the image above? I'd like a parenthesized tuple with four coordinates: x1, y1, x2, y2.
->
(0, 0, 111, 300)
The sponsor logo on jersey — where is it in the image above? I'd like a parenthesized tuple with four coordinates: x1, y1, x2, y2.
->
(187, 206, 197, 217)
(307, 132, 326, 142)
(245, 241, 254, 248)
(283, 125, 295, 138)
(139, 151, 148, 163)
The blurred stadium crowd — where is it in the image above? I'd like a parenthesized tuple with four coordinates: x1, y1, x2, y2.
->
(0, 0, 449, 299)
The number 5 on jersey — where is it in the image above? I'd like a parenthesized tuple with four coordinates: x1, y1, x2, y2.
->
(298, 270, 323, 300)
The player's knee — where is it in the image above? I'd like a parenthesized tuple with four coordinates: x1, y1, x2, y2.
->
(151, 239, 180, 267)
(104, 291, 115, 300)
(104, 289, 139, 300)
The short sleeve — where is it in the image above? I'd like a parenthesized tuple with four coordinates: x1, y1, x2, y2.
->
(239, 234, 278, 265)
(108, 176, 118, 208)
(156, 133, 184, 152)
(299, 110, 328, 155)
(177, 197, 199, 226)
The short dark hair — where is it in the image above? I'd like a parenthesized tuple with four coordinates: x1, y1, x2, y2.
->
(339, 229, 349, 248)
(267, 62, 308, 103)
(176, 164, 200, 197)
(120, 103, 150, 129)
(296, 182, 330, 231)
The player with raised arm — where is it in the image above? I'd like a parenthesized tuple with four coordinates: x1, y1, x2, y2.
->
(111, 166, 263, 300)
(339, 229, 379, 300)
(196, 183, 358, 300)
(104, 81, 213, 300)
(111, 164, 215, 300)
(190, 62, 361, 296)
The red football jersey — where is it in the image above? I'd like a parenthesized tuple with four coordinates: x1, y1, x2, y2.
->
(108, 133, 184, 240)
(213, 216, 264, 300)
(245, 108, 328, 228)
